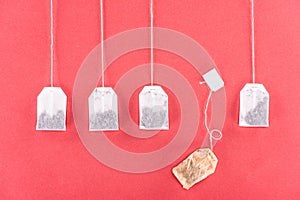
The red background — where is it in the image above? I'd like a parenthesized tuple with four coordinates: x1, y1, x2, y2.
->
(1, 0, 300, 199)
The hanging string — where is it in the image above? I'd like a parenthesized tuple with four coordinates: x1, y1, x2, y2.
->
(203, 87, 223, 150)
(150, 0, 154, 86)
(204, 91, 212, 134)
(100, 0, 105, 87)
(50, 0, 54, 87)
(251, 0, 255, 83)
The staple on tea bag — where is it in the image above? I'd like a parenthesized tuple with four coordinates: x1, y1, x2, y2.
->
(139, 86, 169, 130)
(239, 83, 269, 127)
(89, 87, 119, 131)
(36, 87, 67, 131)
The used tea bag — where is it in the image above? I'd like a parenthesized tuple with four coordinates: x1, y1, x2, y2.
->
(239, 83, 269, 127)
(172, 148, 218, 190)
(89, 87, 119, 131)
(172, 70, 224, 189)
(36, 87, 67, 131)
(139, 86, 169, 130)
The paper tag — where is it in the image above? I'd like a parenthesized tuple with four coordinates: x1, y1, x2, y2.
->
(202, 68, 224, 92)
(239, 83, 269, 127)
(89, 87, 119, 131)
(139, 86, 169, 130)
(172, 148, 218, 190)
(36, 87, 67, 131)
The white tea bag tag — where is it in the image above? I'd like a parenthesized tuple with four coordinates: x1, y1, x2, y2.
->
(139, 86, 169, 130)
(89, 87, 119, 131)
(202, 68, 224, 92)
(239, 83, 269, 127)
(36, 87, 67, 131)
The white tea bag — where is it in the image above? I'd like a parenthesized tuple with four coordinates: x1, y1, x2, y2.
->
(89, 87, 119, 131)
(172, 148, 218, 190)
(239, 83, 269, 127)
(36, 87, 67, 131)
(139, 86, 169, 130)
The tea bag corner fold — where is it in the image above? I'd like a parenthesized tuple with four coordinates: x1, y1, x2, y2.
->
(88, 87, 119, 131)
(36, 87, 67, 131)
(172, 148, 218, 190)
(239, 83, 269, 127)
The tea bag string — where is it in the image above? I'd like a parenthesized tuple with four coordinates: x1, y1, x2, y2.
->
(150, 0, 154, 86)
(251, 0, 255, 83)
(100, 0, 105, 87)
(203, 89, 223, 150)
(50, 0, 54, 87)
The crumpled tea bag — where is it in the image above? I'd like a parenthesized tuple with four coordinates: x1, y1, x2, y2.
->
(89, 87, 119, 131)
(172, 148, 218, 190)
(239, 83, 269, 127)
(139, 86, 169, 130)
(36, 87, 67, 131)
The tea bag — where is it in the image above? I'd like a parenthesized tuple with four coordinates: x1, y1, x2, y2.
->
(89, 87, 119, 131)
(239, 83, 269, 127)
(172, 148, 218, 190)
(238, 1, 270, 127)
(139, 86, 169, 130)
(172, 68, 223, 189)
(36, 87, 67, 131)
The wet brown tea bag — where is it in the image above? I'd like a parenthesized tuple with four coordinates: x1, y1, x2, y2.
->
(172, 148, 218, 190)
